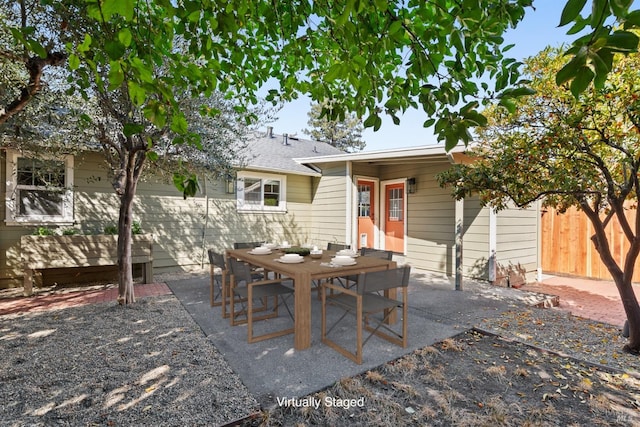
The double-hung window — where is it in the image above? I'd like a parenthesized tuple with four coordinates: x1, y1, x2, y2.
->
(236, 171, 286, 213)
(5, 150, 74, 225)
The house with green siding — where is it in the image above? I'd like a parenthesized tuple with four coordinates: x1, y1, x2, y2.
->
(1, 129, 539, 289)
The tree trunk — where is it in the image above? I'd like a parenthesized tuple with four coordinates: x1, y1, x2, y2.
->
(116, 150, 144, 305)
(586, 204, 640, 354)
(613, 273, 640, 354)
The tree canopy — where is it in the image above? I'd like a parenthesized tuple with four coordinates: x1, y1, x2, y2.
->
(4, 1, 640, 150)
(437, 47, 640, 353)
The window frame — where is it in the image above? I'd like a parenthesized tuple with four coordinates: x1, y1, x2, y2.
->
(236, 171, 287, 213)
(5, 150, 74, 226)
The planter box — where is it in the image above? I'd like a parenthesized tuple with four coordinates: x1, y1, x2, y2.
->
(20, 234, 154, 296)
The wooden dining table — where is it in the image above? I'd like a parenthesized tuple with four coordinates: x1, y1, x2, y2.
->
(226, 248, 397, 350)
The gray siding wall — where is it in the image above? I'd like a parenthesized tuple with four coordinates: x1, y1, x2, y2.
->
(495, 203, 539, 285)
(308, 163, 349, 248)
(462, 197, 490, 280)
(1, 151, 315, 287)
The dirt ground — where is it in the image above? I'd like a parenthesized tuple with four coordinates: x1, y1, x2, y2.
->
(241, 329, 640, 426)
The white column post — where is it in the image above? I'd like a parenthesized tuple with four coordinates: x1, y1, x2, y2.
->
(488, 208, 497, 283)
(455, 198, 464, 291)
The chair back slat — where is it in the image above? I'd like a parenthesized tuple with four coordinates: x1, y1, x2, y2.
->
(327, 242, 350, 251)
(234, 242, 262, 249)
(208, 250, 226, 269)
(357, 265, 411, 295)
(360, 248, 393, 260)
(228, 257, 253, 284)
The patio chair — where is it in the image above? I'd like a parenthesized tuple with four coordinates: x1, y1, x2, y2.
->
(321, 265, 411, 364)
(308, 243, 353, 299)
(335, 247, 394, 288)
(327, 242, 350, 251)
(228, 257, 295, 343)
(208, 250, 230, 317)
(233, 241, 272, 277)
(209, 250, 266, 318)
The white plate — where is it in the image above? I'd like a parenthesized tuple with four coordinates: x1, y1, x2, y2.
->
(249, 250, 272, 255)
(276, 257, 304, 264)
(331, 258, 357, 266)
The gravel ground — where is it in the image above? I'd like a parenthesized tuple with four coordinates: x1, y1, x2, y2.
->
(479, 307, 640, 376)
(2, 277, 639, 426)
(0, 295, 259, 427)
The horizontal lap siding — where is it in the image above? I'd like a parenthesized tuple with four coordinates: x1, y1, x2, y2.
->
(1, 151, 317, 287)
(400, 163, 456, 275)
(309, 164, 349, 247)
(496, 203, 539, 284)
(463, 197, 490, 280)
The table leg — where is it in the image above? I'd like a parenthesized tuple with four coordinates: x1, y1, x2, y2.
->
(385, 262, 398, 324)
(294, 271, 312, 350)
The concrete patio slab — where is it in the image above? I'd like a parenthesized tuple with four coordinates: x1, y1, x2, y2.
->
(166, 270, 548, 408)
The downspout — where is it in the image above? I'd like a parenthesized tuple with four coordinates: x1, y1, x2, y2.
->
(200, 177, 209, 268)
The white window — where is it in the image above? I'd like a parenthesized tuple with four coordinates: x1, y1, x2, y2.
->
(5, 150, 74, 225)
(236, 171, 286, 213)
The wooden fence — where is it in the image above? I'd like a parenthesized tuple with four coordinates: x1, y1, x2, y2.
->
(541, 204, 640, 282)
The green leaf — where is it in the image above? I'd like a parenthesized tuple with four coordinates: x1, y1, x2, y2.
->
(28, 40, 47, 58)
(605, 30, 639, 51)
(513, 87, 536, 97)
(590, 0, 609, 29)
(123, 123, 144, 137)
(103, 0, 134, 21)
(118, 28, 133, 47)
(610, 0, 632, 18)
(107, 61, 125, 89)
(325, 63, 343, 82)
(170, 114, 189, 134)
(559, 0, 588, 26)
(173, 173, 200, 199)
(363, 113, 378, 128)
(128, 81, 146, 106)
(68, 54, 80, 70)
(105, 40, 126, 60)
(146, 151, 159, 162)
(423, 118, 436, 128)
(78, 34, 92, 53)
(499, 98, 516, 114)
(143, 101, 165, 128)
(624, 10, 640, 27)
(556, 56, 583, 86)
(567, 17, 589, 34)
(570, 66, 594, 97)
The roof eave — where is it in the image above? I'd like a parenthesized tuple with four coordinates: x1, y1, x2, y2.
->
(294, 144, 467, 164)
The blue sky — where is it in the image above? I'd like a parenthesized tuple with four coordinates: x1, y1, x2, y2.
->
(267, 2, 575, 151)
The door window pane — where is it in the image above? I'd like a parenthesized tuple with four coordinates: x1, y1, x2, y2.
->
(388, 188, 403, 221)
(358, 184, 371, 217)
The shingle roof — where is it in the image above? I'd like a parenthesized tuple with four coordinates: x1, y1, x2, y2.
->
(241, 130, 343, 176)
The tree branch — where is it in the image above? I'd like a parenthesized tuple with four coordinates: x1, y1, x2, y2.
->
(0, 51, 67, 125)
